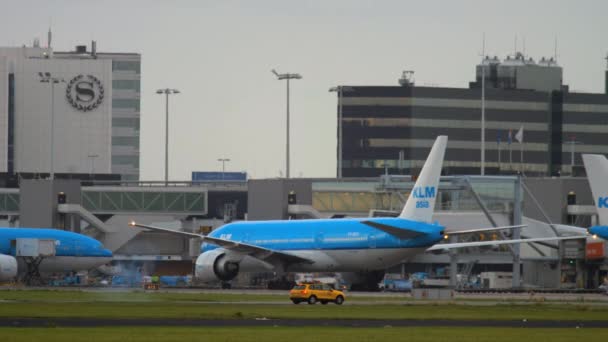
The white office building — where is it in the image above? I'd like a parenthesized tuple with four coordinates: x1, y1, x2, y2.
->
(0, 40, 140, 182)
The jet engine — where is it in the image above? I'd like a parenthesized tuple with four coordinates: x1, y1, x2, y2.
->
(0, 254, 18, 281)
(195, 249, 241, 282)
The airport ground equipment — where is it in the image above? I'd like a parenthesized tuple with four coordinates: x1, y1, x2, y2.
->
(15, 238, 56, 285)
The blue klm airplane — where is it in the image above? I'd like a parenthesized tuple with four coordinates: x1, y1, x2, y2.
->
(582, 154, 608, 240)
(0, 228, 112, 281)
(133, 136, 585, 283)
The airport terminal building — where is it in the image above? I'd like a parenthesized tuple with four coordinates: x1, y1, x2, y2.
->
(0, 40, 605, 290)
(337, 53, 608, 178)
(0, 40, 141, 184)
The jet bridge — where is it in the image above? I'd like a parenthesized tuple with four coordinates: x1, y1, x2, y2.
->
(81, 186, 207, 215)
(11, 180, 210, 254)
(3, 184, 208, 217)
(74, 187, 208, 252)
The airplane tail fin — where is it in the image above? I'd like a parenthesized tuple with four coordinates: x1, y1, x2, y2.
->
(582, 154, 608, 225)
(399, 136, 447, 223)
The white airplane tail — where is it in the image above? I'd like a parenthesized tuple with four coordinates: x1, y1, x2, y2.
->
(582, 154, 608, 225)
(399, 136, 447, 223)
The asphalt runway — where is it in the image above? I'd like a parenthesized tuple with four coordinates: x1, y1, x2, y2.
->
(8, 286, 608, 302)
(1, 318, 607, 328)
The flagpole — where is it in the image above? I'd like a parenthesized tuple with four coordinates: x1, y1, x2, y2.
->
(509, 144, 513, 169)
(508, 129, 513, 170)
(480, 33, 486, 176)
(520, 142, 524, 173)
(498, 139, 501, 171)
(516, 125, 524, 174)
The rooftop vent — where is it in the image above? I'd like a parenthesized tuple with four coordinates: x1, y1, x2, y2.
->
(398, 70, 415, 87)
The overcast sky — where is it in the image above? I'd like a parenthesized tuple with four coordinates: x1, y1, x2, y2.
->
(1, 0, 607, 180)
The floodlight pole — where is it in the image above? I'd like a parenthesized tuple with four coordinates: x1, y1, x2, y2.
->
(39, 72, 65, 180)
(568, 137, 582, 176)
(88, 154, 99, 176)
(218, 158, 230, 180)
(156, 88, 180, 186)
(272, 70, 302, 179)
(480, 34, 486, 176)
(51, 80, 56, 179)
(287, 78, 291, 179)
(165, 92, 169, 185)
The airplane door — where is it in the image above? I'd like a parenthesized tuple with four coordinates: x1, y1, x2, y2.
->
(72, 239, 83, 256)
(368, 234, 377, 249)
(315, 232, 324, 249)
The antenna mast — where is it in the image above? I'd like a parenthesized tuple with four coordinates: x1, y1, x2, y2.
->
(554, 36, 558, 61)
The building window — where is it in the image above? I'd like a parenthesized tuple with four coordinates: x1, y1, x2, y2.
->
(374, 160, 397, 168)
(112, 136, 139, 146)
(112, 98, 140, 111)
(112, 80, 141, 91)
(112, 118, 140, 129)
(112, 155, 139, 166)
(122, 174, 140, 181)
(361, 160, 374, 168)
(112, 61, 140, 74)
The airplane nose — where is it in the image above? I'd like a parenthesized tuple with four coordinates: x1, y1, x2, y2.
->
(101, 248, 113, 257)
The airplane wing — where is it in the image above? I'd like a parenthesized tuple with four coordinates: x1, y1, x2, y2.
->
(444, 224, 526, 236)
(362, 221, 526, 240)
(426, 235, 587, 251)
(130, 222, 314, 265)
(360, 220, 427, 239)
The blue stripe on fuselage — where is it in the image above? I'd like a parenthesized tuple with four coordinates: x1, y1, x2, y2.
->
(201, 218, 444, 253)
(0, 228, 112, 257)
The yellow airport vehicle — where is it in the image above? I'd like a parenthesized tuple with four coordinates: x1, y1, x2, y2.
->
(289, 282, 345, 305)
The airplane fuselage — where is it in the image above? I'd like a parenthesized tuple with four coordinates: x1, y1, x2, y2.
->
(590, 226, 608, 240)
(202, 217, 445, 272)
(0, 228, 113, 273)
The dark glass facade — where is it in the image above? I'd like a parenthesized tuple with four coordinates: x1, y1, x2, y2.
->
(338, 86, 608, 178)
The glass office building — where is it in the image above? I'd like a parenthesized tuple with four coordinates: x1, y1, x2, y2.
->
(337, 54, 608, 177)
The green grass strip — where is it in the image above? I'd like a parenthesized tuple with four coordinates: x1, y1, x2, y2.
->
(1, 327, 608, 342)
(1, 302, 608, 321)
